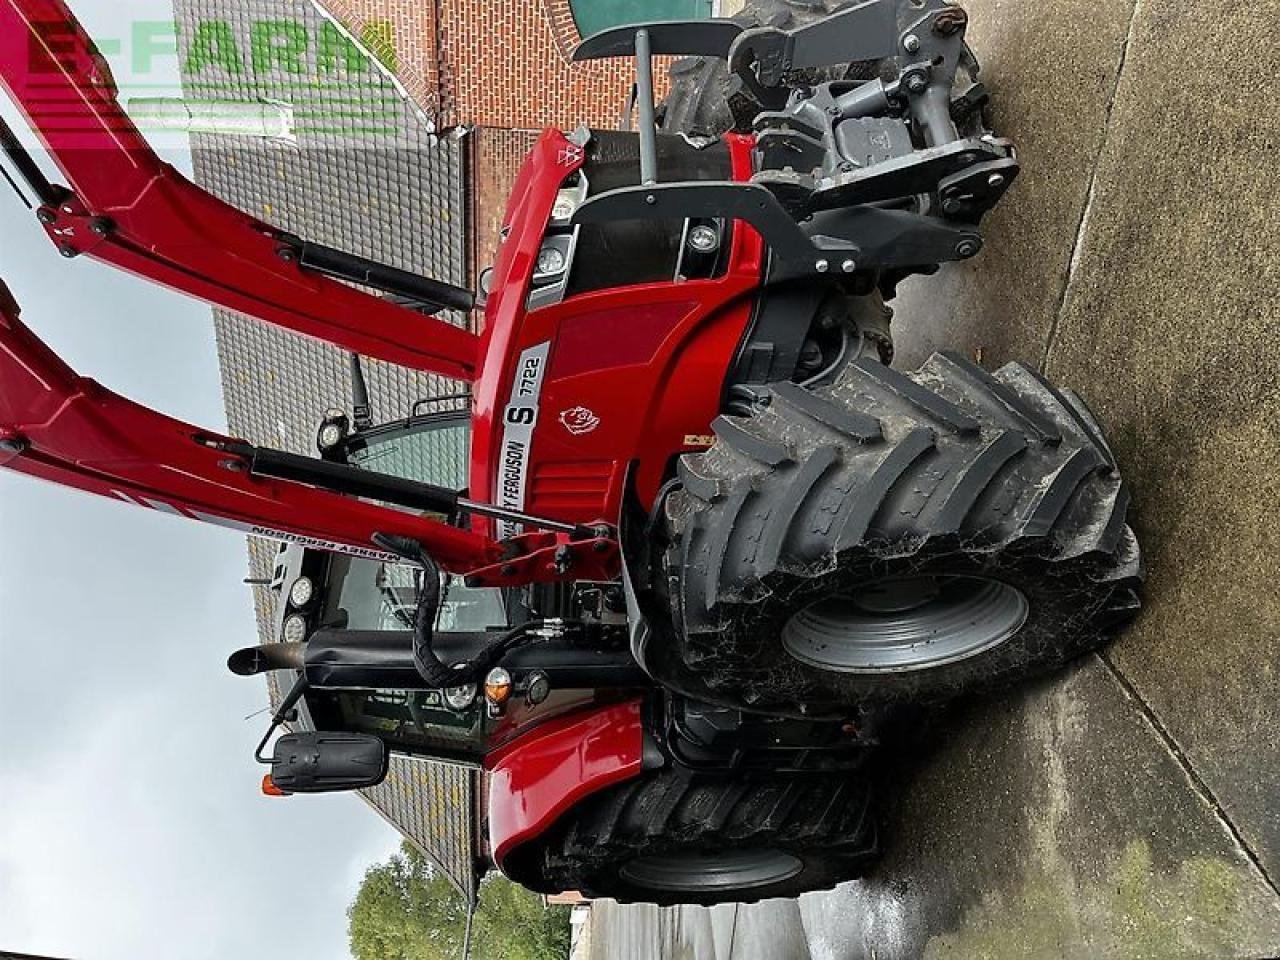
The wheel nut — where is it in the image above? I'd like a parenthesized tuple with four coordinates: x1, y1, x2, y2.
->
(903, 33, 920, 53)
(815, 259, 830, 272)
(842, 259, 857, 273)
(955, 239, 981, 258)
(36, 208, 57, 225)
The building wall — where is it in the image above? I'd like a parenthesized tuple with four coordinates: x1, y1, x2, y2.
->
(314, 0, 444, 116)
(472, 127, 542, 271)
(322, 0, 633, 129)
(434, 0, 632, 130)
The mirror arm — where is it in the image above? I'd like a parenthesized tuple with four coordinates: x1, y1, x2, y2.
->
(254, 674, 310, 764)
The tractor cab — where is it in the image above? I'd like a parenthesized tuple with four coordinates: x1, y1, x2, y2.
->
(230, 371, 646, 793)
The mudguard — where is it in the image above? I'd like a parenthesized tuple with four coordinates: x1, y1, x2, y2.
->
(485, 700, 647, 871)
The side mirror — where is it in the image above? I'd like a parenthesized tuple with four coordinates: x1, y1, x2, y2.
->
(270, 732, 389, 794)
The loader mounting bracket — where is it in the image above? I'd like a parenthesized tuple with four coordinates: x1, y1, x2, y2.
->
(573, 180, 984, 278)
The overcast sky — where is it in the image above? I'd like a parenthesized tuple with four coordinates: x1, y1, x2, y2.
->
(0, 3, 401, 958)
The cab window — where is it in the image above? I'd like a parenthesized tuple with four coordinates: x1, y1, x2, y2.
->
(344, 413, 469, 489)
(332, 412, 506, 634)
(309, 688, 485, 762)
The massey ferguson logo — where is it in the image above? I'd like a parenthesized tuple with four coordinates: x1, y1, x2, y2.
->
(557, 145, 584, 167)
(559, 406, 600, 435)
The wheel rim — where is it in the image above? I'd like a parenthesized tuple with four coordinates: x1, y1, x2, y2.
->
(619, 849, 804, 892)
(781, 575, 1029, 674)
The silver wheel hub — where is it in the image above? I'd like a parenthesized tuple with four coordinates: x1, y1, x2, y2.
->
(619, 849, 803, 892)
(782, 575, 1029, 674)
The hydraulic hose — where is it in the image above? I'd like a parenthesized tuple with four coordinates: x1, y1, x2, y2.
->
(372, 533, 529, 688)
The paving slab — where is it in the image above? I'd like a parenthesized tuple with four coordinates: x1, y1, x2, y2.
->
(726, 899, 810, 960)
(708, 904, 739, 960)
(801, 661, 1280, 958)
(1043, 0, 1280, 884)
(588, 900, 728, 960)
(890, 0, 1138, 370)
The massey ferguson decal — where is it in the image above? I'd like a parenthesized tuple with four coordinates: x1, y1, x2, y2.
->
(559, 406, 600, 435)
(497, 341, 551, 538)
(187, 510, 399, 563)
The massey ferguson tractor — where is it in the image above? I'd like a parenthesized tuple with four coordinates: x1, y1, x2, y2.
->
(0, 0, 1143, 904)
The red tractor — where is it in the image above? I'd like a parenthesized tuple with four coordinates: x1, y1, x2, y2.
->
(0, 0, 1142, 904)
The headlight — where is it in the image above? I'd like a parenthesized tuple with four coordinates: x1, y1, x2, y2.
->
(444, 682, 477, 711)
(526, 671, 551, 706)
(318, 423, 345, 449)
(536, 244, 567, 278)
(688, 224, 721, 254)
(282, 613, 308, 644)
(289, 576, 315, 609)
(551, 189, 580, 223)
(317, 411, 349, 452)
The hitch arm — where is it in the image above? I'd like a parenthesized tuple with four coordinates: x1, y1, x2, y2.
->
(0, 0, 479, 381)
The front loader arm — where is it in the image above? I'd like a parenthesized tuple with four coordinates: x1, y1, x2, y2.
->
(0, 281, 501, 572)
(0, 0, 479, 382)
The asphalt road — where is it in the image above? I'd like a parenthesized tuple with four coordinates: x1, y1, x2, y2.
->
(589, 0, 1280, 955)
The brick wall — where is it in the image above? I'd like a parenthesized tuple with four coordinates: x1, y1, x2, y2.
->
(435, 0, 632, 129)
(473, 127, 542, 271)
(321, 0, 636, 130)
(316, 0, 444, 117)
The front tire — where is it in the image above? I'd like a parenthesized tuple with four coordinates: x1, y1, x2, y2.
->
(505, 768, 876, 906)
(663, 353, 1144, 714)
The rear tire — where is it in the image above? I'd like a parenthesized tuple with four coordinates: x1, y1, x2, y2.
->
(663, 353, 1144, 714)
(505, 767, 877, 906)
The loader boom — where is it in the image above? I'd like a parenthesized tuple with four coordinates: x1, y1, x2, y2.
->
(0, 0, 479, 381)
(0, 280, 501, 571)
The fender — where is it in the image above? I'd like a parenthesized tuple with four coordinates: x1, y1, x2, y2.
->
(485, 699, 647, 871)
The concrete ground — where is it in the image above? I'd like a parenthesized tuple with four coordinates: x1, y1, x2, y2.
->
(590, 0, 1280, 955)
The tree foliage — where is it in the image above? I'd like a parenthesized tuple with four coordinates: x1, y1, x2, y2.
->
(349, 842, 572, 960)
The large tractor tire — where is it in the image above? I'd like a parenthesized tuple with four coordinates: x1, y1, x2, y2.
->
(663, 353, 1144, 714)
(659, 0, 883, 137)
(504, 767, 876, 906)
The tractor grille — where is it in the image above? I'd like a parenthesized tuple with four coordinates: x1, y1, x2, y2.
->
(530, 460, 614, 517)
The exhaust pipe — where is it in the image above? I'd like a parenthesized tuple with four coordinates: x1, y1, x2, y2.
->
(228, 642, 306, 676)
